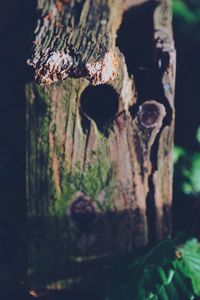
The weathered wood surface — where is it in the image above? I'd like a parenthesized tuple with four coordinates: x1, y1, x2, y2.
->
(26, 0, 176, 290)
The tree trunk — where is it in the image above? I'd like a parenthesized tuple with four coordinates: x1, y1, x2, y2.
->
(26, 0, 176, 291)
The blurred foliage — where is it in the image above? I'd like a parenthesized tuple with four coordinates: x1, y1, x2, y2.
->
(174, 127, 200, 197)
(173, 0, 200, 201)
(172, 0, 200, 236)
(173, 0, 200, 39)
(173, 0, 200, 23)
(107, 238, 200, 300)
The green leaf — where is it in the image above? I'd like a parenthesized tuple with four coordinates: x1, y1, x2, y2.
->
(107, 238, 199, 300)
(173, 0, 197, 23)
(173, 146, 186, 164)
(175, 239, 200, 296)
(181, 153, 200, 195)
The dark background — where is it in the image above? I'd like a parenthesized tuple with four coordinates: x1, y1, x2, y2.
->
(0, 0, 36, 298)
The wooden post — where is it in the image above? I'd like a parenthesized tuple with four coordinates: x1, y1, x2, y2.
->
(26, 0, 176, 291)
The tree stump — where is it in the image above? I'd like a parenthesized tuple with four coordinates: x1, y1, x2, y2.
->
(26, 0, 176, 291)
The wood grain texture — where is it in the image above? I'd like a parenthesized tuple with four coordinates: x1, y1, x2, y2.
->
(26, 0, 176, 290)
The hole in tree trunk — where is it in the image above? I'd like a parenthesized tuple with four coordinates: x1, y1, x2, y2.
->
(80, 85, 119, 134)
(117, 2, 166, 103)
(118, 3, 173, 127)
(117, 2, 155, 76)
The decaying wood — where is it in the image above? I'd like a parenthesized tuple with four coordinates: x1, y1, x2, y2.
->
(27, 0, 123, 85)
(26, 0, 176, 290)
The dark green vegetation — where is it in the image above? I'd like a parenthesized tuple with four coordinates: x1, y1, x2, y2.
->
(107, 238, 200, 300)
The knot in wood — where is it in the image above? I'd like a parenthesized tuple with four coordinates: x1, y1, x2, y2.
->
(70, 196, 96, 232)
(137, 100, 166, 129)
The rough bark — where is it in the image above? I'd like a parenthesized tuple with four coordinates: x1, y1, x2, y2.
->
(26, 0, 176, 291)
